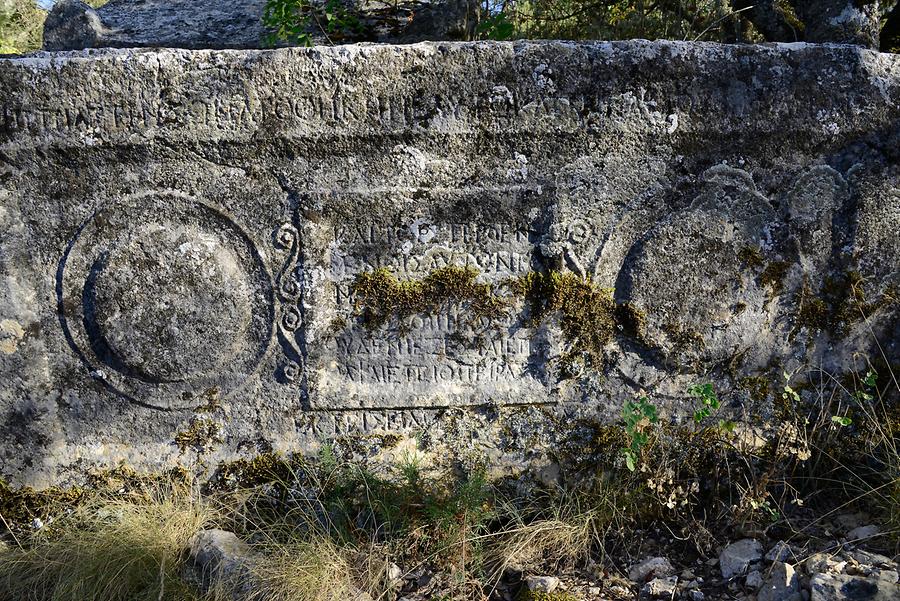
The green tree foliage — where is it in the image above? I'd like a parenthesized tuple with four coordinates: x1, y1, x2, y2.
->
(884, 1, 900, 51)
(262, 0, 367, 46)
(476, 1, 895, 46)
(260, 0, 897, 50)
(0, 0, 46, 54)
(477, 0, 742, 42)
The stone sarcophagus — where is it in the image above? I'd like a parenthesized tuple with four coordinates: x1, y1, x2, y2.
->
(1, 42, 898, 485)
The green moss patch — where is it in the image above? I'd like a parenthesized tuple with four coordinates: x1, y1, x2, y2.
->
(738, 246, 765, 269)
(759, 260, 790, 295)
(351, 267, 649, 374)
(208, 452, 305, 491)
(0, 480, 85, 540)
(351, 265, 509, 329)
(740, 375, 771, 402)
(174, 418, 223, 453)
(514, 271, 618, 369)
(796, 272, 898, 335)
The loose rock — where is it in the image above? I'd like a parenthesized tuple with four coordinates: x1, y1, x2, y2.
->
(809, 572, 899, 601)
(757, 562, 800, 601)
(804, 554, 847, 576)
(766, 541, 793, 563)
(629, 557, 676, 582)
(526, 575, 560, 593)
(720, 539, 764, 579)
(845, 525, 880, 542)
(832, 513, 870, 532)
(640, 576, 678, 598)
(746, 569, 764, 589)
(387, 562, 404, 586)
(186, 529, 253, 593)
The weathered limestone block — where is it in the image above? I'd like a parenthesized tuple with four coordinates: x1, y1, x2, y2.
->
(42, 0, 478, 51)
(0, 41, 898, 485)
(44, 0, 271, 50)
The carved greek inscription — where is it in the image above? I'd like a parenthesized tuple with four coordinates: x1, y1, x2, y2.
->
(332, 307, 533, 387)
(308, 209, 550, 410)
(307, 408, 442, 437)
(1, 76, 613, 139)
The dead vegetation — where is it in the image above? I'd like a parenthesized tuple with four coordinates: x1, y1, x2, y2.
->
(0, 347, 897, 600)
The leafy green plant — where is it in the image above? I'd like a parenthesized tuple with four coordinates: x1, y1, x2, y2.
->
(263, 0, 314, 46)
(621, 395, 658, 472)
(863, 368, 878, 388)
(831, 415, 852, 427)
(689, 382, 735, 432)
(262, 0, 367, 46)
(689, 382, 720, 423)
(782, 370, 802, 404)
(476, 12, 515, 40)
(854, 368, 879, 402)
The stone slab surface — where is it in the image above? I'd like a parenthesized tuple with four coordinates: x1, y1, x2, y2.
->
(1, 41, 899, 485)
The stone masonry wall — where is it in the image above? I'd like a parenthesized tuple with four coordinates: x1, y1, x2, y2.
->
(0, 41, 898, 486)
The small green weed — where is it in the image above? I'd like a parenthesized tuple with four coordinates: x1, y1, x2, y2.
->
(622, 395, 658, 472)
(689, 382, 735, 432)
(689, 382, 720, 423)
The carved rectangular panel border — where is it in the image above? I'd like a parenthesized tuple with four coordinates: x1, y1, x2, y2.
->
(297, 187, 554, 410)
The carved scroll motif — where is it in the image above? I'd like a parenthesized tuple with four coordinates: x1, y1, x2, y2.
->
(274, 223, 303, 383)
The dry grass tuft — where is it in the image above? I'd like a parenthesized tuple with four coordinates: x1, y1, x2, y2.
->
(245, 535, 364, 601)
(486, 485, 627, 583)
(0, 483, 215, 601)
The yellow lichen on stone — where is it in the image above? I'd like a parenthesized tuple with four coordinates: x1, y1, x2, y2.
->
(174, 418, 223, 453)
(0, 319, 25, 355)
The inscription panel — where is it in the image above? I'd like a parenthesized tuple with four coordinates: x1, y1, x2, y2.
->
(301, 189, 551, 410)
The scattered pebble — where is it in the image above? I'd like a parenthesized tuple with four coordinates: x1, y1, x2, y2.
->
(766, 541, 793, 563)
(746, 569, 764, 589)
(629, 556, 676, 582)
(720, 539, 763, 579)
(640, 575, 678, 598)
(526, 575, 560, 593)
(846, 525, 880, 542)
(757, 562, 800, 601)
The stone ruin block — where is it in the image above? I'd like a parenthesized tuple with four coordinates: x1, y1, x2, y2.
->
(0, 41, 898, 485)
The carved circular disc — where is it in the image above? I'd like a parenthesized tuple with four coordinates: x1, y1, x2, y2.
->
(616, 209, 770, 365)
(59, 191, 274, 409)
